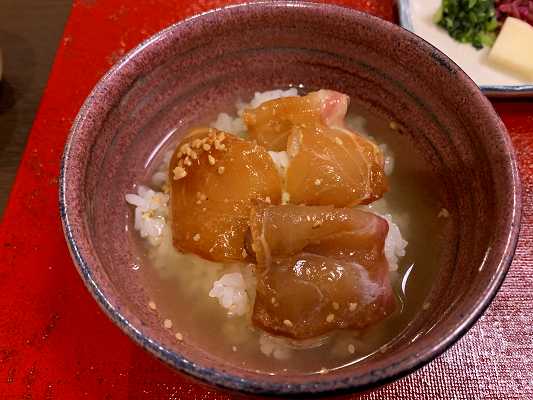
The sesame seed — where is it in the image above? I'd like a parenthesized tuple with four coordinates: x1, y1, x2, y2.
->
(173, 166, 187, 180)
(208, 155, 216, 165)
(283, 319, 293, 327)
(180, 143, 191, 153)
(163, 319, 173, 329)
(184, 157, 192, 166)
(232, 346, 237, 352)
(423, 302, 431, 310)
(271, 297, 276, 304)
(265, 196, 271, 204)
(202, 207, 207, 212)
(148, 301, 156, 310)
(312, 221, 322, 229)
(202, 143, 211, 151)
(349, 302, 357, 311)
(242, 249, 248, 258)
(192, 233, 201, 242)
(348, 344, 355, 354)
(197, 192, 207, 201)
(175, 332, 183, 341)
(326, 313, 335, 323)
(389, 121, 399, 130)
(335, 137, 343, 145)
(332, 302, 340, 310)
(218, 166, 225, 174)
(438, 208, 450, 218)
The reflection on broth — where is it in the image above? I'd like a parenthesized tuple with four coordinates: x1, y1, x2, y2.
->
(126, 88, 445, 374)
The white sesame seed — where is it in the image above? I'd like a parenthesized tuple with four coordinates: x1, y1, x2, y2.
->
(175, 332, 183, 341)
(232, 346, 237, 352)
(349, 302, 357, 311)
(208, 155, 216, 165)
(335, 137, 343, 145)
(265, 196, 271, 204)
(218, 166, 225, 174)
(192, 233, 201, 242)
(242, 249, 247, 258)
(173, 166, 187, 180)
(438, 208, 450, 218)
(423, 302, 431, 310)
(332, 302, 340, 310)
(271, 297, 276, 304)
(326, 313, 335, 323)
(389, 121, 399, 130)
(283, 319, 293, 327)
(314, 179, 322, 186)
(348, 344, 355, 354)
(148, 301, 156, 310)
(163, 319, 173, 329)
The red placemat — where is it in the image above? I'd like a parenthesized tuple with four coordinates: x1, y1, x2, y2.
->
(0, 1, 531, 398)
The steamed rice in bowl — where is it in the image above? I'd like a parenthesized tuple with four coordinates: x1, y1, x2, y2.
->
(125, 88, 444, 372)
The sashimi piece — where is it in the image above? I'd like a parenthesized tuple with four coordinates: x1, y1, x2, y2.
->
(169, 128, 282, 262)
(249, 203, 395, 339)
(286, 124, 387, 206)
(242, 90, 349, 151)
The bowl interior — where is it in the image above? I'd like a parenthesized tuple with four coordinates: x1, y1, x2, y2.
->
(61, 2, 519, 395)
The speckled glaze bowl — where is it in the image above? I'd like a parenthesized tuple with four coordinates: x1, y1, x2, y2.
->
(59, 2, 521, 396)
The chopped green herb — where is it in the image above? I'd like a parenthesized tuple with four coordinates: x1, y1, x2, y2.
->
(434, 0, 499, 49)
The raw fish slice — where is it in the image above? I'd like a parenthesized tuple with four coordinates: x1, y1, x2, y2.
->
(286, 124, 387, 206)
(250, 203, 395, 339)
(242, 90, 349, 151)
(169, 128, 282, 262)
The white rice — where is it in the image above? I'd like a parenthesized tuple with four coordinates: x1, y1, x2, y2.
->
(208, 272, 250, 317)
(125, 89, 409, 360)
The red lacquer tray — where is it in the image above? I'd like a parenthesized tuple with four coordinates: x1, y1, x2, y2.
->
(0, 1, 531, 398)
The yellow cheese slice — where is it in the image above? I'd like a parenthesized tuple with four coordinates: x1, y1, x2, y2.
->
(488, 17, 533, 81)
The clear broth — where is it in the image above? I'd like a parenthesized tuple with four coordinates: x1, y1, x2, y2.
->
(132, 100, 445, 375)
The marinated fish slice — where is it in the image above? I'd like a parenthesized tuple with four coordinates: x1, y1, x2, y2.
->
(249, 203, 386, 268)
(286, 125, 387, 207)
(169, 128, 282, 262)
(250, 203, 395, 339)
(242, 90, 349, 151)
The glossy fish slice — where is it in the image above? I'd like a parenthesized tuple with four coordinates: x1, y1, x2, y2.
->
(169, 128, 282, 262)
(250, 202, 396, 339)
(242, 90, 349, 151)
(286, 124, 387, 207)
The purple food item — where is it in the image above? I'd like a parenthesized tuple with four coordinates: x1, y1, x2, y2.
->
(495, 0, 533, 25)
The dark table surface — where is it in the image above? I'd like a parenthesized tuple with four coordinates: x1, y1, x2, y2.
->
(0, 0, 72, 215)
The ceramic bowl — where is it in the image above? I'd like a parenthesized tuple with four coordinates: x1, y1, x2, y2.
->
(59, 2, 521, 396)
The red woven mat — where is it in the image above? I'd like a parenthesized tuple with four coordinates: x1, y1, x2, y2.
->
(0, 1, 531, 398)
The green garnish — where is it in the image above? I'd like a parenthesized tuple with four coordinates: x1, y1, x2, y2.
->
(434, 0, 499, 49)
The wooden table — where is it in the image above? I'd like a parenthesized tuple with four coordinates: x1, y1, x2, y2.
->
(0, 0, 72, 214)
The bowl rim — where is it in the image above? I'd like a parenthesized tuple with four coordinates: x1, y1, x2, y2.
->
(59, 1, 522, 396)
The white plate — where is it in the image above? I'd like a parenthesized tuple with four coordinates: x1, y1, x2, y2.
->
(397, 0, 533, 96)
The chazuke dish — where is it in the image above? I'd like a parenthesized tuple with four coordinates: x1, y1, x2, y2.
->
(125, 88, 447, 374)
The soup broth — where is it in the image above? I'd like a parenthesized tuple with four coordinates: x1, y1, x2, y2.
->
(128, 91, 445, 374)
